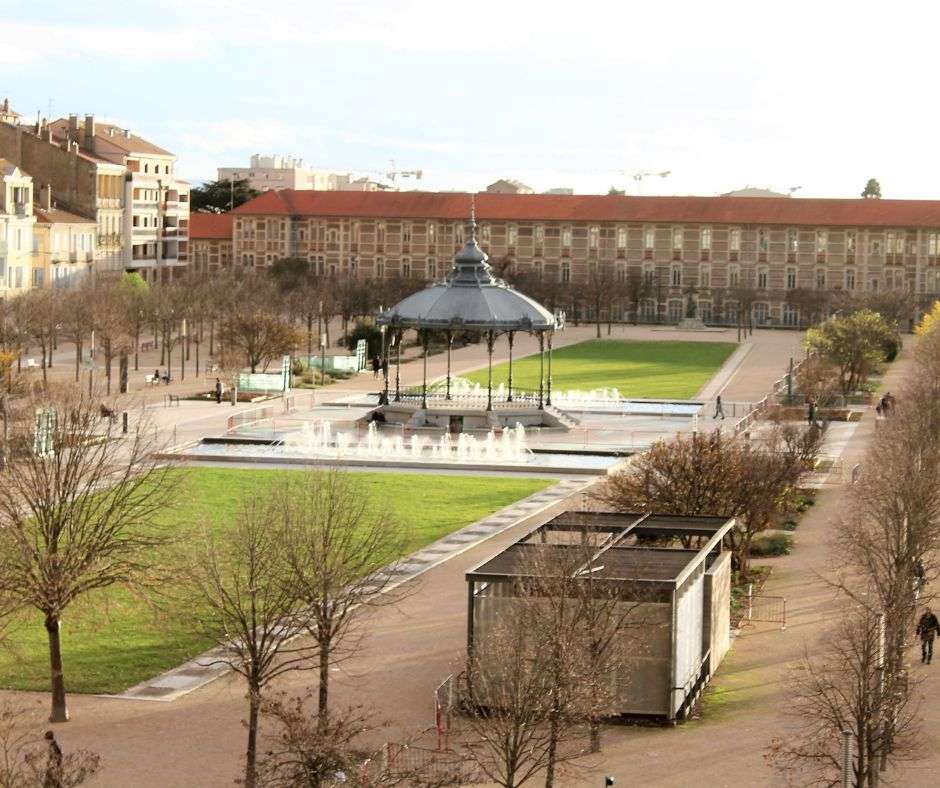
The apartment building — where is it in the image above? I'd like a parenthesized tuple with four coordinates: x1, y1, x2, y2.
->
(33, 185, 96, 289)
(0, 159, 36, 297)
(232, 190, 940, 327)
(219, 155, 390, 193)
(190, 213, 233, 272)
(0, 104, 189, 282)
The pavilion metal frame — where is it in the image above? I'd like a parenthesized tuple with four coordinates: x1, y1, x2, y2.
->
(376, 213, 557, 412)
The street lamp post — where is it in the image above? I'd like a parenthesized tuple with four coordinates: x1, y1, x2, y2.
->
(320, 334, 327, 387)
(380, 324, 389, 405)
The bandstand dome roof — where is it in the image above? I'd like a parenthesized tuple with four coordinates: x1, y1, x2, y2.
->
(377, 227, 556, 332)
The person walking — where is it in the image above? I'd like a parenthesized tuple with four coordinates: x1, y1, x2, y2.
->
(917, 607, 940, 664)
(372, 354, 380, 378)
(713, 395, 725, 420)
(381, 356, 388, 379)
(807, 395, 816, 426)
(214, 377, 223, 404)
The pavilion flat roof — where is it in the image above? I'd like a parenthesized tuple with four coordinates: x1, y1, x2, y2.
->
(466, 511, 734, 585)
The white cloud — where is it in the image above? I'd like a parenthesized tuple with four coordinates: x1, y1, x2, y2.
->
(0, 22, 209, 65)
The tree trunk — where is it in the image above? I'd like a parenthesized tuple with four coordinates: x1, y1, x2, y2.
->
(317, 644, 330, 732)
(75, 339, 82, 383)
(245, 686, 260, 788)
(45, 614, 69, 722)
(545, 709, 559, 787)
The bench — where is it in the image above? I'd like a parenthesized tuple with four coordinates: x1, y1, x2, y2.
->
(165, 394, 180, 407)
(144, 374, 159, 386)
(140, 341, 155, 352)
(24, 358, 39, 370)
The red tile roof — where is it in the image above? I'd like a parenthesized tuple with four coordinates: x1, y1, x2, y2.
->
(232, 189, 940, 229)
(34, 207, 95, 225)
(189, 212, 233, 239)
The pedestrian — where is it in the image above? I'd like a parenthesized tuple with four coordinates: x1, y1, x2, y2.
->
(43, 730, 62, 788)
(214, 377, 223, 404)
(879, 394, 889, 417)
(807, 395, 816, 426)
(381, 356, 388, 379)
(372, 354, 380, 378)
(886, 391, 897, 412)
(917, 607, 940, 664)
(713, 395, 725, 420)
(914, 557, 926, 594)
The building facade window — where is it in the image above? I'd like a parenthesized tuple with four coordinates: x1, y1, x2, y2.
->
(616, 226, 627, 249)
(700, 301, 712, 322)
(783, 303, 799, 327)
(642, 262, 655, 284)
(401, 259, 411, 278)
(846, 230, 856, 254)
(480, 224, 491, 243)
(728, 264, 740, 287)
(816, 229, 828, 253)
(786, 267, 797, 289)
(845, 268, 856, 290)
(401, 223, 412, 244)
(787, 228, 798, 253)
(672, 227, 683, 250)
(701, 227, 712, 250)
(427, 258, 437, 279)
(700, 264, 711, 288)
(427, 222, 436, 244)
(754, 302, 768, 324)
(887, 231, 900, 254)
(561, 260, 571, 283)
(929, 232, 940, 256)
(561, 226, 572, 247)
(870, 237, 882, 255)
(671, 264, 682, 287)
(758, 228, 769, 253)
(589, 225, 600, 249)
(668, 300, 682, 322)
(757, 266, 769, 289)
(508, 224, 518, 246)
(644, 226, 655, 250)
(376, 223, 386, 245)
(815, 268, 826, 289)
(534, 224, 545, 244)
(730, 228, 741, 252)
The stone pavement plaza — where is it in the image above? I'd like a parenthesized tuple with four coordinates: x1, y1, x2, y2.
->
(3, 325, 859, 788)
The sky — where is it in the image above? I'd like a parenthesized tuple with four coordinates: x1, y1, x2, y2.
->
(2, 0, 938, 199)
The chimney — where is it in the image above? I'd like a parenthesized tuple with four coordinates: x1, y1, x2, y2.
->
(39, 184, 52, 211)
(123, 129, 131, 139)
(68, 114, 78, 143)
(83, 114, 95, 154)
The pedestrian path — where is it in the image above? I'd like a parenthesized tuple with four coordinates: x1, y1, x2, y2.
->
(108, 476, 591, 702)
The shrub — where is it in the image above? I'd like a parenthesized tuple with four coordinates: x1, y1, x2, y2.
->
(749, 533, 793, 557)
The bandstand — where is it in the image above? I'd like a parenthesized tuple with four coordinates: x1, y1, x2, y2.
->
(376, 219, 565, 430)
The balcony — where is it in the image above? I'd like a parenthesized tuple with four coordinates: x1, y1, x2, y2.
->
(14, 202, 26, 218)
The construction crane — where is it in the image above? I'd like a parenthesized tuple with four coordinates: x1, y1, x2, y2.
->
(385, 159, 423, 185)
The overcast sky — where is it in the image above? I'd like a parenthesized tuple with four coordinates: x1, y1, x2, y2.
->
(2, 0, 937, 198)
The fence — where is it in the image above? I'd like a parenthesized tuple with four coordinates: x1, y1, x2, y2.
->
(732, 355, 812, 435)
(358, 743, 480, 786)
(743, 583, 787, 629)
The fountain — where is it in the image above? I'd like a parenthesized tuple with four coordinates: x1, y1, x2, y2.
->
(282, 420, 533, 465)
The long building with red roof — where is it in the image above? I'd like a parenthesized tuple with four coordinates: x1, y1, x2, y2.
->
(189, 212, 233, 270)
(230, 189, 940, 327)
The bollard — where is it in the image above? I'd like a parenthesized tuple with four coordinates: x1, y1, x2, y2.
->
(122, 412, 128, 434)
(852, 463, 861, 484)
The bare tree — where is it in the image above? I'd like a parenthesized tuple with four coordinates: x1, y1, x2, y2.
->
(222, 309, 302, 374)
(600, 426, 823, 573)
(766, 606, 920, 787)
(458, 615, 557, 788)
(271, 471, 407, 731)
(0, 703, 99, 787)
(0, 386, 176, 722)
(186, 495, 318, 788)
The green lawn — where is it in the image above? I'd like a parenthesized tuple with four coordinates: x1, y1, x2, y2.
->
(464, 339, 736, 399)
(0, 468, 552, 694)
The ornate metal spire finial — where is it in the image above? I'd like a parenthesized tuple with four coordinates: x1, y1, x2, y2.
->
(470, 194, 477, 240)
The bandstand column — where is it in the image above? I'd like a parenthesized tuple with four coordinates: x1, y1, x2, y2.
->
(421, 330, 429, 409)
(486, 330, 495, 412)
(445, 331, 453, 400)
(507, 331, 515, 402)
(538, 332, 545, 410)
(394, 331, 402, 402)
(546, 330, 554, 406)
